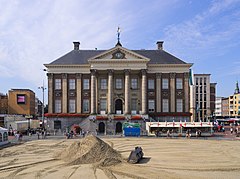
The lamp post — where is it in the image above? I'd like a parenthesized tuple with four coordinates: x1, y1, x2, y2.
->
(39, 84, 46, 130)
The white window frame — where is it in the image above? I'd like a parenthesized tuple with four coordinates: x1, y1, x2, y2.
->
(100, 99, 107, 111)
(69, 79, 76, 90)
(83, 99, 89, 113)
(131, 99, 137, 111)
(176, 78, 183, 89)
(55, 79, 61, 90)
(131, 78, 138, 89)
(148, 79, 155, 90)
(115, 78, 122, 89)
(177, 99, 183, 112)
(162, 78, 169, 89)
(148, 99, 155, 112)
(69, 99, 76, 113)
(100, 79, 107, 90)
(162, 99, 169, 112)
(55, 99, 61, 113)
(83, 79, 90, 90)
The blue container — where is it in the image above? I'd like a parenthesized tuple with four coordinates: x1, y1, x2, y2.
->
(123, 127, 140, 137)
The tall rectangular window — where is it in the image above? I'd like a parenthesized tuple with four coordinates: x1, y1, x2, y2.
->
(162, 99, 169, 112)
(116, 78, 122, 89)
(69, 99, 75, 113)
(176, 78, 183, 89)
(100, 79, 107, 90)
(162, 78, 169, 89)
(69, 79, 76, 90)
(55, 99, 61, 113)
(131, 99, 137, 111)
(176, 99, 183, 112)
(83, 79, 90, 90)
(83, 99, 89, 112)
(100, 99, 107, 111)
(55, 79, 61, 90)
(148, 79, 155, 89)
(131, 78, 138, 89)
(148, 100, 155, 112)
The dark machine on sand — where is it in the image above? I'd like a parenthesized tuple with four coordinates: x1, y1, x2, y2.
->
(128, 147, 144, 164)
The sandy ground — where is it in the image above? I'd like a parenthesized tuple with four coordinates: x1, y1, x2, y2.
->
(0, 137, 240, 179)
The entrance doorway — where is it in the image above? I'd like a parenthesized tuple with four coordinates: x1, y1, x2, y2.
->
(115, 122, 122, 134)
(115, 99, 123, 114)
(98, 122, 105, 134)
(54, 121, 61, 130)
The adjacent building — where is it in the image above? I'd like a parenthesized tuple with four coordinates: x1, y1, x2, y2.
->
(44, 40, 193, 133)
(230, 81, 240, 117)
(215, 97, 223, 117)
(35, 97, 43, 117)
(222, 97, 229, 117)
(0, 93, 8, 114)
(8, 89, 35, 116)
(190, 74, 216, 122)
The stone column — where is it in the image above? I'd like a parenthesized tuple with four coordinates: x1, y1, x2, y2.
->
(124, 69, 130, 114)
(76, 73, 82, 113)
(156, 73, 162, 112)
(170, 73, 176, 112)
(47, 73, 53, 113)
(90, 70, 96, 114)
(184, 72, 189, 113)
(62, 73, 68, 113)
(108, 70, 113, 114)
(141, 69, 147, 114)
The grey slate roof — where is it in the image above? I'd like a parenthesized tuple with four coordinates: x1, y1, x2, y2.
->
(49, 49, 186, 65)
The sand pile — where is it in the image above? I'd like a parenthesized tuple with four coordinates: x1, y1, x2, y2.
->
(55, 135, 122, 167)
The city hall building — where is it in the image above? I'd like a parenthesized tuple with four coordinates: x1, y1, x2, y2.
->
(44, 39, 192, 134)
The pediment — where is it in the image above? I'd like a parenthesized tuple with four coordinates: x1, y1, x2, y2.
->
(88, 46, 150, 62)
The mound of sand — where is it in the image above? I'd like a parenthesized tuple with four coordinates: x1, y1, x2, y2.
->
(55, 135, 122, 167)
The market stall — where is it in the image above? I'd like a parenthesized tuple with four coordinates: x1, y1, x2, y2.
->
(0, 127, 9, 146)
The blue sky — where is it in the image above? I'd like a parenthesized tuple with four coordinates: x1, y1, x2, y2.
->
(0, 0, 240, 101)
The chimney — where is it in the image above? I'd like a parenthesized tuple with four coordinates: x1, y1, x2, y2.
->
(73, 42, 80, 50)
(156, 41, 164, 50)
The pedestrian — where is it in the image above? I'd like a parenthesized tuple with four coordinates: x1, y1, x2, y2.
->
(230, 127, 233, 134)
(235, 127, 238, 135)
(15, 131, 20, 141)
(37, 131, 40, 139)
(19, 132, 23, 142)
(41, 130, 45, 139)
(196, 130, 198, 138)
(167, 129, 170, 138)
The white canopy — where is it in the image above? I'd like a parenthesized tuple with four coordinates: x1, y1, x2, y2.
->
(0, 127, 8, 132)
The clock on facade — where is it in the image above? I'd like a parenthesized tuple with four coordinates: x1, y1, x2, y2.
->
(114, 52, 124, 59)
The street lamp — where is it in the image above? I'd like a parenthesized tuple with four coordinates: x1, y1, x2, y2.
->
(38, 84, 46, 129)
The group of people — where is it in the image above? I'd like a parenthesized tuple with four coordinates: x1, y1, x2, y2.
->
(230, 127, 239, 135)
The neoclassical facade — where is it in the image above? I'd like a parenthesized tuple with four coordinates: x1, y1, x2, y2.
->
(44, 41, 192, 132)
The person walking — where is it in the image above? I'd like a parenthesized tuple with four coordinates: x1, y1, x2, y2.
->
(37, 131, 40, 139)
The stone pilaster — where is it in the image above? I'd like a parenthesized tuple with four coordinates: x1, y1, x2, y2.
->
(141, 69, 147, 114)
(90, 70, 96, 114)
(170, 73, 176, 112)
(62, 73, 67, 113)
(108, 70, 113, 114)
(47, 73, 53, 113)
(156, 73, 162, 112)
(76, 73, 82, 113)
(124, 69, 130, 114)
(184, 72, 189, 113)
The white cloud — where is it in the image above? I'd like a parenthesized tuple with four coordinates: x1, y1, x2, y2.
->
(163, 0, 240, 58)
(0, 0, 129, 89)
